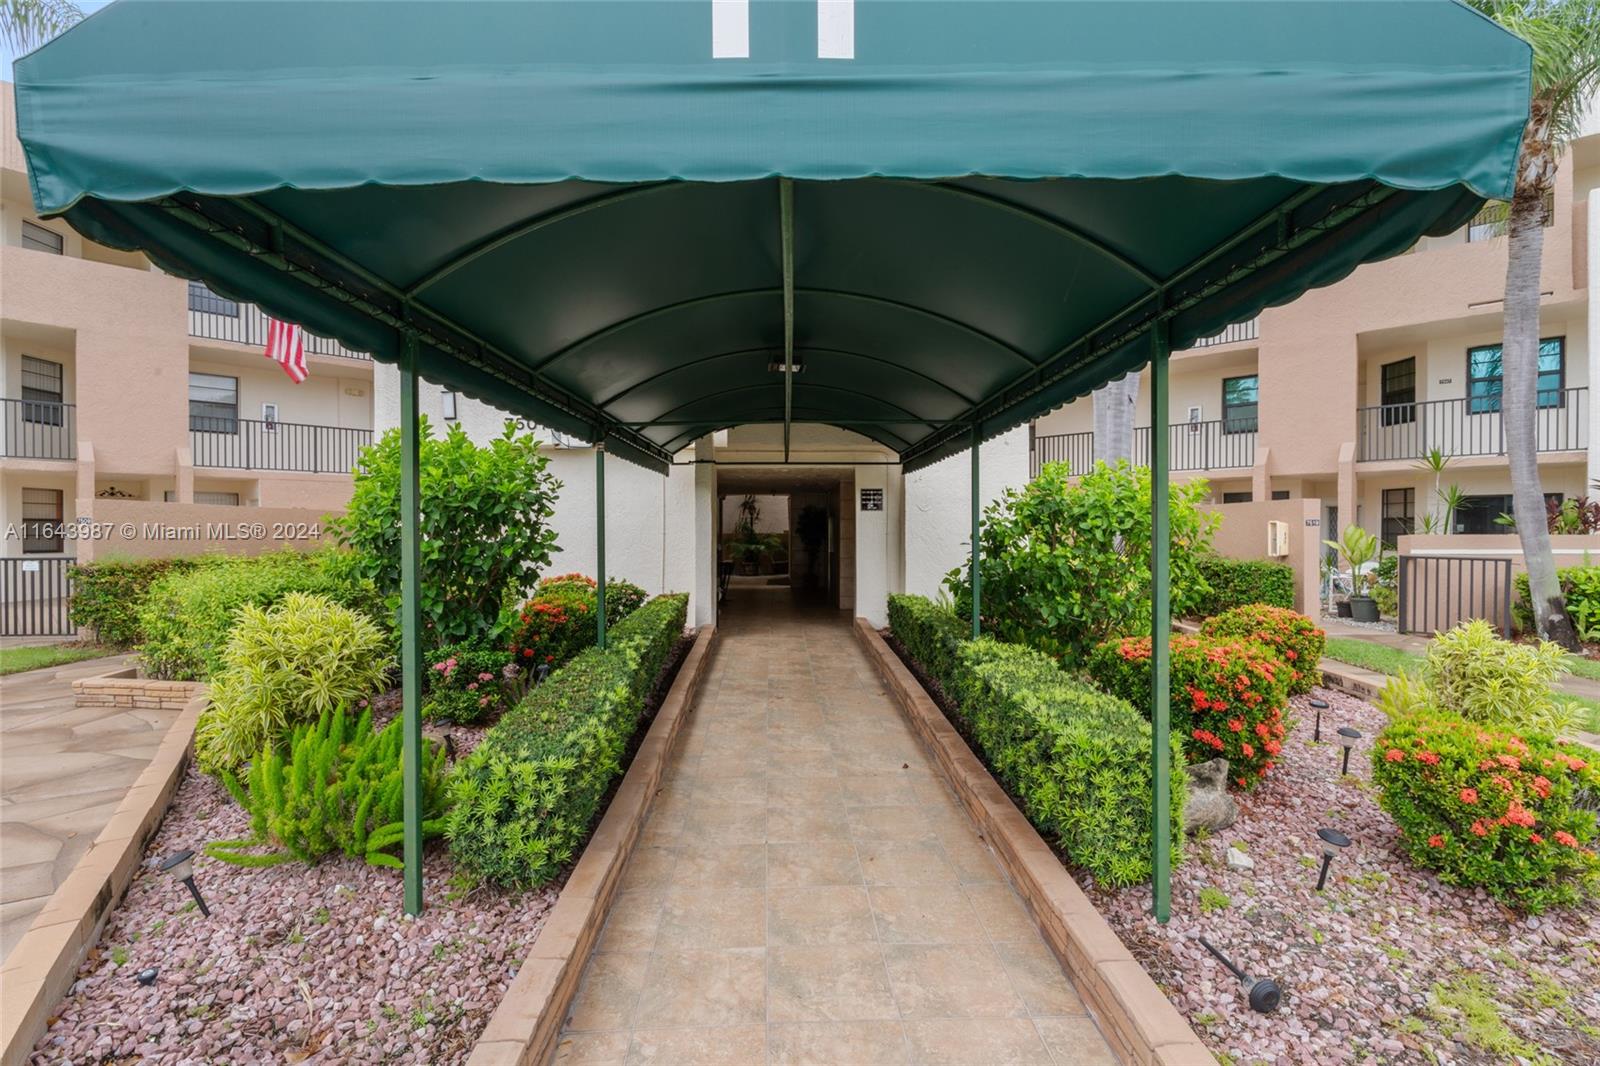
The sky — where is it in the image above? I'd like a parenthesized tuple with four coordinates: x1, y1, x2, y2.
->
(3, 1, 113, 70)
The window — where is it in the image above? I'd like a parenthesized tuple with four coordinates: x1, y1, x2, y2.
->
(261, 403, 279, 428)
(20, 488, 63, 553)
(189, 372, 239, 432)
(19, 355, 64, 426)
(1379, 357, 1416, 426)
(1467, 338, 1563, 414)
(1221, 375, 1258, 434)
(1381, 488, 1415, 547)
(187, 280, 239, 316)
(1221, 491, 1253, 504)
(165, 490, 241, 506)
(1271, 490, 1291, 501)
(442, 390, 458, 421)
(1458, 493, 1564, 533)
(1467, 190, 1553, 242)
(20, 220, 63, 255)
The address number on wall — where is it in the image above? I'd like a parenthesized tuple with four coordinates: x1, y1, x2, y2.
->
(860, 488, 884, 512)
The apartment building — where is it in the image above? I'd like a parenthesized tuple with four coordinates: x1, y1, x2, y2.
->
(0, 83, 374, 604)
(1033, 119, 1600, 551)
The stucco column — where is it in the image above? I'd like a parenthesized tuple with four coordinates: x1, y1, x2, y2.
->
(1250, 445, 1271, 503)
(690, 437, 717, 627)
(174, 447, 195, 504)
(1336, 440, 1357, 537)
(1588, 188, 1600, 490)
(854, 465, 889, 627)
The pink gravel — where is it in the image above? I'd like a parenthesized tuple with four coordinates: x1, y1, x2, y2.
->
(1093, 687, 1600, 1065)
(30, 733, 552, 1065)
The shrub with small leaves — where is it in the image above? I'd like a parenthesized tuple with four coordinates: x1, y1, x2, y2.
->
(1201, 604, 1325, 695)
(1089, 633, 1289, 789)
(507, 573, 647, 670)
(1373, 712, 1600, 912)
(195, 593, 394, 775)
(1191, 555, 1296, 617)
(425, 642, 519, 724)
(68, 556, 201, 647)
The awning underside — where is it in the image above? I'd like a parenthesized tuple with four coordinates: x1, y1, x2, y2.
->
(14, 0, 1531, 473)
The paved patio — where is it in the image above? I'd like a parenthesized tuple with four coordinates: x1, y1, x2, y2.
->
(553, 591, 1115, 1065)
(0, 653, 167, 961)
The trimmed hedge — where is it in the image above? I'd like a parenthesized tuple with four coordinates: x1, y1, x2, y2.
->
(445, 594, 688, 886)
(1192, 555, 1295, 617)
(888, 594, 1184, 886)
(1090, 633, 1290, 790)
(68, 556, 202, 647)
(1374, 712, 1600, 912)
(137, 550, 380, 681)
(1201, 604, 1325, 695)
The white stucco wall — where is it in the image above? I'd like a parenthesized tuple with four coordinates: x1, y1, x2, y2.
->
(903, 426, 1030, 601)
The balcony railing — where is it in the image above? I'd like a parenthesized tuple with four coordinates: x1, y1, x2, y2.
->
(191, 417, 372, 473)
(1356, 388, 1587, 462)
(1031, 421, 1255, 476)
(188, 283, 371, 360)
(1, 399, 76, 460)
(1184, 317, 1259, 349)
(1030, 431, 1094, 477)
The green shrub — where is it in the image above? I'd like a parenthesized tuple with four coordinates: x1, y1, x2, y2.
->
(1374, 712, 1600, 911)
(331, 418, 561, 649)
(507, 573, 648, 671)
(1089, 633, 1289, 789)
(1191, 556, 1295, 617)
(138, 550, 378, 680)
(943, 460, 1217, 666)
(1515, 566, 1600, 640)
(446, 594, 687, 886)
(1379, 620, 1580, 737)
(1201, 604, 1325, 695)
(206, 705, 449, 869)
(1372, 554, 1399, 618)
(68, 556, 201, 647)
(888, 594, 1184, 886)
(425, 642, 519, 724)
(195, 593, 394, 775)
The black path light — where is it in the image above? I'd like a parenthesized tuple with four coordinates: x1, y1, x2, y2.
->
(1308, 698, 1329, 742)
(1198, 936, 1282, 1013)
(136, 967, 159, 986)
(1315, 828, 1352, 891)
(1336, 727, 1363, 775)
(158, 849, 211, 917)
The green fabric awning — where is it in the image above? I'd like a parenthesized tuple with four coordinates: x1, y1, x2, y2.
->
(13, 0, 1531, 472)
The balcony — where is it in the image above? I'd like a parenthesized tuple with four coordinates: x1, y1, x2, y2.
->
(188, 283, 371, 360)
(1356, 388, 1587, 462)
(190, 417, 373, 474)
(1030, 420, 1256, 477)
(1184, 317, 1259, 350)
(1, 399, 76, 460)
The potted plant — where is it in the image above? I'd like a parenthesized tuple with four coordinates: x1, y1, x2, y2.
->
(1324, 524, 1381, 622)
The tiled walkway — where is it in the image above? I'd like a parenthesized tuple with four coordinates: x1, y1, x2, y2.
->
(554, 589, 1115, 1065)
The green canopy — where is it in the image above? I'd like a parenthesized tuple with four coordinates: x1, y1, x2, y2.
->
(14, 0, 1530, 471)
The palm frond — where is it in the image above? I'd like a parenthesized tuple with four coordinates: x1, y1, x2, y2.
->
(0, 0, 84, 53)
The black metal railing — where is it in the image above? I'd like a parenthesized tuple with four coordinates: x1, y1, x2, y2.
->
(1, 398, 76, 460)
(1397, 554, 1513, 638)
(1135, 419, 1256, 471)
(1030, 431, 1094, 477)
(1357, 387, 1587, 462)
(190, 417, 372, 473)
(187, 283, 371, 360)
(0, 556, 76, 637)
(1185, 317, 1259, 349)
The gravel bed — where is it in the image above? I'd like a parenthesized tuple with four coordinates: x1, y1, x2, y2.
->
(1320, 614, 1399, 634)
(30, 729, 553, 1065)
(1093, 686, 1600, 1065)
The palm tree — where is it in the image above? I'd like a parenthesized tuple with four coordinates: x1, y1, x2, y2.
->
(1472, 0, 1599, 649)
(0, 0, 82, 53)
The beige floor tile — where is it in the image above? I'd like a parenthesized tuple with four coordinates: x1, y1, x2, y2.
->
(903, 1019, 1054, 1065)
(857, 841, 958, 886)
(768, 885, 878, 945)
(766, 1021, 913, 1065)
(692, 775, 769, 806)
(868, 884, 986, 945)
(671, 841, 767, 888)
(1032, 1016, 1119, 1065)
(617, 845, 680, 896)
(596, 891, 664, 954)
(697, 753, 771, 780)
(937, 832, 1006, 884)
(769, 750, 841, 778)
(847, 804, 937, 843)
(768, 806, 854, 842)
(624, 1025, 766, 1065)
(964, 882, 1043, 942)
(553, 1030, 632, 1065)
(768, 776, 848, 809)
(657, 886, 766, 949)
(768, 943, 901, 1022)
(567, 952, 652, 1032)
(882, 944, 1028, 1019)
(768, 841, 863, 885)
(837, 772, 917, 807)
(634, 949, 767, 1028)
(992, 941, 1088, 1017)
(686, 801, 768, 845)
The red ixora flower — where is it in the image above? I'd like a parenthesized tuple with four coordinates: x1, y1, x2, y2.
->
(1228, 719, 1244, 733)
(1459, 788, 1479, 805)
(1427, 834, 1445, 848)
(1470, 819, 1490, 837)
(1532, 776, 1553, 799)
(1385, 748, 1406, 763)
(1530, 833, 1545, 844)
(1554, 831, 1581, 848)
(1415, 751, 1440, 766)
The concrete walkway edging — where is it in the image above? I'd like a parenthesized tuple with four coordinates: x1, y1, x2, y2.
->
(854, 620, 1216, 1066)
(0, 690, 207, 1066)
(468, 624, 718, 1066)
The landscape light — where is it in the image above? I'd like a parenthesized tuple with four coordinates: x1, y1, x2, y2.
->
(1315, 828, 1352, 891)
(136, 968, 159, 986)
(1308, 698, 1329, 742)
(158, 849, 211, 917)
(1336, 726, 1362, 775)
(1198, 935, 1281, 1013)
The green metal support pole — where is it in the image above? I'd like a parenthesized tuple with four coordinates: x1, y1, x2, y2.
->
(1149, 326, 1172, 924)
(780, 178, 795, 463)
(596, 443, 607, 650)
(970, 426, 981, 639)
(399, 335, 424, 917)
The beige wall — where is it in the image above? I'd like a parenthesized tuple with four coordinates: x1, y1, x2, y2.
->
(1202, 498, 1323, 615)
(72, 498, 331, 563)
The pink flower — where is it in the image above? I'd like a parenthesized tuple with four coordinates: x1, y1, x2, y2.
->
(1427, 834, 1445, 848)
(1470, 820, 1490, 837)
(478, 671, 494, 682)
(1385, 749, 1406, 763)
(1459, 788, 1479, 805)
(1554, 831, 1580, 848)
(467, 682, 478, 691)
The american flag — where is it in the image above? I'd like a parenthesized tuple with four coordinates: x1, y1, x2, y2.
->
(264, 317, 309, 383)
